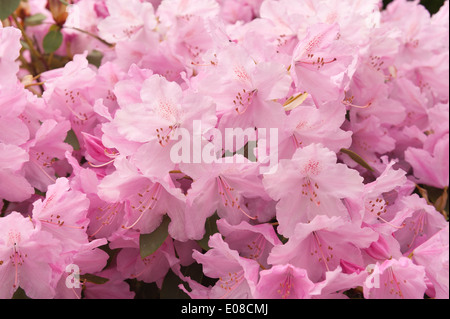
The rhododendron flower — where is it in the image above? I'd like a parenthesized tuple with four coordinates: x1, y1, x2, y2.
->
(412, 225, 449, 299)
(0, 0, 447, 301)
(268, 215, 378, 282)
(31, 177, 90, 252)
(254, 264, 318, 299)
(263, 143, 364, 237)
(0, 26, 22, 83)
(116, 237, 178, 285)
(363, 257, 427, 299)
(97, 0, 157, 44)
(391, 194, 448, 254)
(313, 266, 368, 299)
(279, 100, 352, 158)
(22, 120, 72, 192)
(0, 144, 34, 202)
(98, 156, 188, 241)
(180, 155, 270, 239)
(217, 219, 281, 269)
(290, 23, 357, 106)
(0, 212, 61, 299)
(181, 233, 260, 298)
(192, 43, 291, 133)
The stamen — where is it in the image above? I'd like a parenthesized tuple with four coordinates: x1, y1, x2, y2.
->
(246, 235, 267, 260)
(342, 95, 372, 109)
(39, 218, 85, 230)
(301, 177, 321, 206)
(217, 176, 257, 220)
(234, 89, 257, 115)
(30, 151, 57, 183)
(365, 198, 405, 229)
(292, 134, 303, 148)
(311, 231, 331, 272)
(386, 268, 404, 298)
(63, 89, 90, 123)
(122, 184, 162, 230)
(88, 158, 116, 168)
(406, 211, 427, 249)
(218, 271, 245, 299)
(296, 55, 337, 70)
(131, 255, 157, 279)
(156, 124, 180, 147)
(277, 271, 293, 299)
(89, 202, 122, 237)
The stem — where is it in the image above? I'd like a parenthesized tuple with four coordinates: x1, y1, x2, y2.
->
(11, 13, 42, 59)
(63, 26, 114, 48)
(47, 52, 54, 66)
(24, 81, 45, 88)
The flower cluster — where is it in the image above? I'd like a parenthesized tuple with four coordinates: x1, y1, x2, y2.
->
(0, 0, 448, 299)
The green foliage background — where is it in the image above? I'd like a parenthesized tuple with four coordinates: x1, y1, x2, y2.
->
(383, 0, 446, 14)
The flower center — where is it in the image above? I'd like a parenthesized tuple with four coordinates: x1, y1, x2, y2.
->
(122, 183, 162, 230)
(216, 176, 257, 220)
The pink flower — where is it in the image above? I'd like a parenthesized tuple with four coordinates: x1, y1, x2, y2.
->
(116, 237, 178, 285)
(313, 266, 368, 299)
(405, 135, 449, 189)
(112, 73, 217, 175)
(81, 132, 119, 168)
(360, 159, 407, 227)
(253, 264, 317, 299)
(412, 225, 449, 299)
(83, 268, 135, 299)
(217, 219, 281, 269)
(218, 0, 256, 23)
(22, 120, 72, 192)
(290, 23, 357, 106)
(181, 233, 260, 299)
(345, 63, 406, 126)
(392, 194, 448, 254)
(0, 0, 447, 300)
(97, 0, 157, 43)
(263, 143, 364, 237)
(192, 43, 291, 134)
(0, 212, 61, 299)
(53, 238, 108, 299)
(31, 177, 90, 252)
(342, 115, 396, 170)
(0, 144, 34, 202)
(180, 155, 270, 240)
(40, 53, 98, 137)
(268, 215, 378, 282)
(363, 257, 427, 299)
(279, 100, 352, 159)
(0, 26, 22, 83)
(97, 156, 188, 241)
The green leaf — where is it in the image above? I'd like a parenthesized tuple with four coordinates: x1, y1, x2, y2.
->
(277, 233, 288, 244)
(87, 50, 104, 68)
(80, 273, 109, 285)
(42, 25, 63, 54)
(24, 13, 47, 26)
(34, 188, 46, 197)
(160, 269, 189, 299)
(340, 148, 375, 172)
(434, 187, 448, 213)
(180, 261, 218, 287)
(0, 0, 20, 20)
(64, 129, 80, 150)
(196, 212, 220, 251)
(12, 287, 30, 299)
(139, 215, 170, 258)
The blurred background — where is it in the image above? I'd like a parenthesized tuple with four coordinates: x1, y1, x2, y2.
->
(382, 0, 446, 14)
